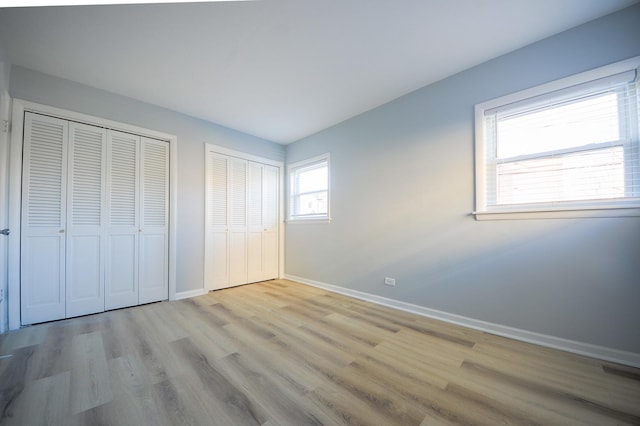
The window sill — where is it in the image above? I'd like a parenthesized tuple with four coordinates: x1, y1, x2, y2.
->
(473, 205, 640, 220)
(286, 217, 332, 224)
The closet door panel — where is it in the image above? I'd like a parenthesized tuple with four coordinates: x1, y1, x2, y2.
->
(108, 234, 137, 305)
(140, 234, 167, 303)
(229, 231, 247, 286)
(22, 236, 65, 324)
(66, 235, 103, 316)
(66, 122, 106, 317)
(228, 158, 247, 287)
(247, 232, 263, 283)
(205, 153, 230, 290)
(21, 113, 68, 324)
(139, 137, 169, 304)
(247, 162, 264, 283)
(263, 232, 279, 280)
(105, 131, 139, 310)
(263, 165, 279, 280)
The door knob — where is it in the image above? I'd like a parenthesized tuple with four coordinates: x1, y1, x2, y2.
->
(0, 228, 9, 236)
(59, 229, 65, 234)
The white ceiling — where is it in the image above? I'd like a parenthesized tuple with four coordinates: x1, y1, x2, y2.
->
(0, 0, 637, 144)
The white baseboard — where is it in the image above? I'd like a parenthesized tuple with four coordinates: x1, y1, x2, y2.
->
(173, 288, 207, 301)
(284, 274, 640, 368)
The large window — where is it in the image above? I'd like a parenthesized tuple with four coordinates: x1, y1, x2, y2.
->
(475, 57, 640, 219)
(288, 153, 330, 221)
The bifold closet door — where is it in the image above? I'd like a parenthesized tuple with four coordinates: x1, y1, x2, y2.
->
(205, 152, 249, 289)
(65, 122, 107, 317)
(205, 150, 279, 291)
(247, 163, 279, 283)
(105, 133, 169, 307)
(228, 157, 248, 287)
(105, 130, 139, 310)
(139, 137, 169, 304)
(21, 112, 170, 324)
(262, 165, 279, 280)
(205, 153, 230, 290)
(20, 113, 68, 324)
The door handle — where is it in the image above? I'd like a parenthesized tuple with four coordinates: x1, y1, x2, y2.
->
(0, 228, 9, 236)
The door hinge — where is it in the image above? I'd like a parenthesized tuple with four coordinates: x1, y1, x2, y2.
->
(2, 120, 8, 133)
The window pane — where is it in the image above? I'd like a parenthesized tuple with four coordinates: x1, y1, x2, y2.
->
(496, 147, 624, 205)
(496, 92, 621, 159)
(295, 191, 327, 216)
(297, 165, 327, 193)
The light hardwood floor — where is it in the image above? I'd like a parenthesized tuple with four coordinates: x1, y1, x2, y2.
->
(1, 279, 639, 425)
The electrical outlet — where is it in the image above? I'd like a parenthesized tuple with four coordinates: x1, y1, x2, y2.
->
(384, 277, 396, 286)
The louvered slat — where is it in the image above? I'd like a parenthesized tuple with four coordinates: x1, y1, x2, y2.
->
(264, 165, 279, 229)
(110, 133, 137, 226)
(209, 155, 228, 227)
(27, 119, 65, 227)
(70, 126, 104, 226)
(248, 162, 263, 227)
(143, 140, 168, 227)
(231, 159, 247, 227)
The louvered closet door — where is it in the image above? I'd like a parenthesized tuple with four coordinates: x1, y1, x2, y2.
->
(205, 152, 230, 290)
(21, 113, 68, 324)
(229, 157, 248, 287)
(262, 164, 279, 280)
(66, 122, 107, 317)
(247, 162, 264, 283)
(105, 130, 139, 310)
(247, 163, 279, 283)
(139, 137, 169, 303)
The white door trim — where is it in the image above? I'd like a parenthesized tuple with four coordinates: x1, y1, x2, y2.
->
(204, 143, 285, 291)
(0, 69, 11, 333)
(8, 99, 178, 330)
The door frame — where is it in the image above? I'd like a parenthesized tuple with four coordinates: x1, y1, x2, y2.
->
(8, 99, 178, 330)
(0, 66, 10, 333)
(204, 143, 285, 291)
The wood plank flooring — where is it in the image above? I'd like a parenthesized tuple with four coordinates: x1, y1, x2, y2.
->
(1, 279, 639, 425)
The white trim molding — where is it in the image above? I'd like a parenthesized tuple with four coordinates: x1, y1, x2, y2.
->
(285, 274, 640, 368)
(174, 288, 208, 301)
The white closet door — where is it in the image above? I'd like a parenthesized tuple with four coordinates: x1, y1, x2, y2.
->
(229, 157, 248, 287)
(21, 113, 68, 324)
(105, 131, 139, 310)
(139, 137, 169, 304)
(247, 162, 264, 283)
(247, 163, 279, 283)
(262, 164, 279, 280)
(205, 152, 230, 290)
(206, 150, 280, 291)
(66, 122, 107, 317)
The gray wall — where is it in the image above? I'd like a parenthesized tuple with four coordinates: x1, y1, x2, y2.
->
(285, 5, 640, 353)
(9, 66, 285, 294)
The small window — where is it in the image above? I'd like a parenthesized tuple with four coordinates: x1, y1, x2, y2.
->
(288, 153, 330, 222)
(475, 57, 640, 219)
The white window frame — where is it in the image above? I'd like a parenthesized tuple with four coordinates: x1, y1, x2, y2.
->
(474, 56, 640, 220)
(287, 153, 331, 223)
